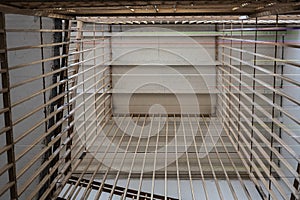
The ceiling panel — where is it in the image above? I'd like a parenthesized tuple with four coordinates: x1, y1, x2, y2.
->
(0, 0, 300, 17)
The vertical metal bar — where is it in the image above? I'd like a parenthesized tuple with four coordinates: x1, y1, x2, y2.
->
(101, 24, 106, 121)
(269, 15, 279, 200)
(0, 12, 18, 200)
(52, 99, 112, 198)
(237, 20, 244, 151)
(92, 114, 133, 200)
(217, 90, 268, 199)
(215, 24, 219, 61)
(250, 17, 258, 173)
(290, 165, 300, 200)
(108, 24, 113, 119)
(201, 115, 238, 200)
(63, 113, 121, 199)
(173, 115, 182, 200)
(40, 17, 49, 136)
(81, 24, 87, 151)
(278, 34, 284, 168)
(93, 23, 98, 133)
(181, 115, 195, 200)
(187, 115, 209, 200)
(151, 114, 162, 200)
(80, 115, 121, 199)
(228, 21, 233, 139)
(39, 18, 71, 199)
(221, 23, 225, 68)
(164, 115, 168, 200)
(107, 115, 141, 200)
(210, 115, 252, 200)
(219, 65, 285, 199)
(39, 18, 62, 197)
(65, 20, 83, 169)
(137, 114, 154, 200)
(289, 23, 300, 199)
(195, 115, 225, 200)
(217, 73, 268, 198)
(65, 115, 115, 199)
(121, 115, 147, 200)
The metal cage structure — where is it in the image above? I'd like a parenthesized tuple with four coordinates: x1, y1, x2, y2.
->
(0, 10, 299, 200)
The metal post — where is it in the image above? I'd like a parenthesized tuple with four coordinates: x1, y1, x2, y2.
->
(108, 24, 113, 119)
(269, 15, 279, 200)
(237, 20, 244, 151)
(40, 17, 49, 136)
(250, 17, 258, 173)
(0, 12, 18, 200)
(65, 20, 83, 168)
(215, 24, 219, 61)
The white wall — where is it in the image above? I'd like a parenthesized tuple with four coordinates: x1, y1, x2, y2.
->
(110, 25, 218, 115)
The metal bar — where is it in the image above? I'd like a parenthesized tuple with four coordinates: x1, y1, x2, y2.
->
(40, 16, 49, 158)
(13, 71, 109, 147)
(92, 114, 134, 200)
(7, 41, 70, 51)
(220, 36, 300, 49)
(0, 143, 12, 157)
(79, 115, 122, 198)
(219, 45, 300, 86)
(220, 57, 300, 144)
(268, 15, 279, 200)
(121, 115, 147, 200)
(201, 115, 239, 200)
(220, 21, 299, 198)
(219, 66, 300, 179)
(194, 115, 225, 200)
(237, 20, 244, 152)
(0, 163, 13, 177)
(10, 65, 69, 90)
(136, 114, 154, 200)
(52, 107, 113, 199)
(67, 176, 178, 200)
(250, 17, 258, 174)
(65, 20, 82, 174)
(61, 113, 116, 199)
(107, 115, 141, 200)
(164, 116, 168, 200)
(151, 114, 163, 200)
(4, 29, 73, 33)
(63, 101, 107, 197)
(37, 105, 113, 199)
(217, 72, 270, 198)
(38, 18, 65, 198)
(9, 54, 69, 70)
(215, 23, 218, 61)
(291, 165, 300, 200)
(209, 113, 252, 200)
(220, 27, 290, 32)
(187, 115, 209, 200)
(0, 12, 18, 200)
(218, 66, 298, 199)
(181, 115, 196, 200)
(173, 115, 182, 200)
(218, 88, 284, 199)
(217, 98, 268, 199)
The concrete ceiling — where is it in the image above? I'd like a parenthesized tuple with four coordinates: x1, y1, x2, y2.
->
(0, 0, 300, 18)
